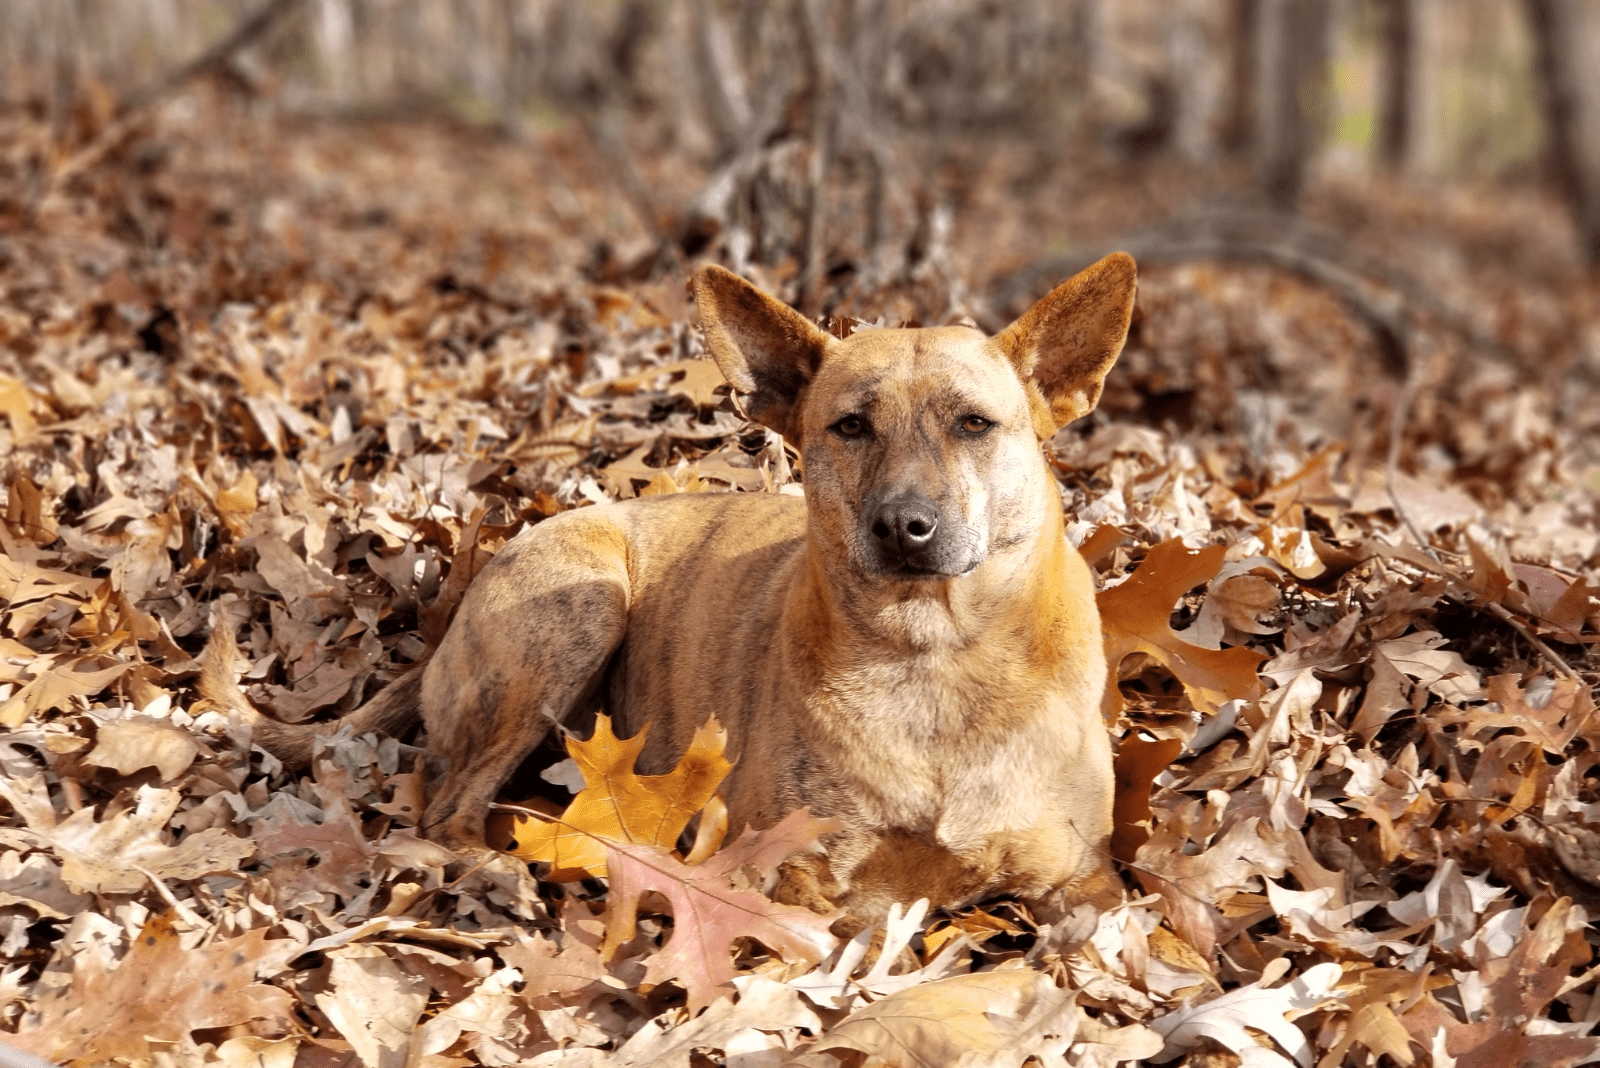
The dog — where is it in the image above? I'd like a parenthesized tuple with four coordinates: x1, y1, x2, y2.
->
(252, 252, 1138, 922)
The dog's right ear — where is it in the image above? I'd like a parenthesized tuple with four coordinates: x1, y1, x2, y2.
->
(694, 265, 831, 446)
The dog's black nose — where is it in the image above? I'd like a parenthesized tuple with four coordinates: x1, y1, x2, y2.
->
(871, 496, 939, 549)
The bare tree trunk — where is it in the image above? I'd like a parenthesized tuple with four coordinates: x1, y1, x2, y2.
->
(47, 0, 84, 147)
(1220, 0, 1260, 156)
(1169, 0, 1220, 161)
(1066, 0, 1100, 105)
(1374, 0, 1413, 172)
(688, 0, 751, 163)
(496, 0, 523, 139)
(1254, 0, 1331, 212)
(1523, 0, 1600, 264)
(796, 0, 833, 312)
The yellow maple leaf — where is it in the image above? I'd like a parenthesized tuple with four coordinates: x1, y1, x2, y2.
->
(1097, 538, 1265, 723)
(500, 714, 732, 881)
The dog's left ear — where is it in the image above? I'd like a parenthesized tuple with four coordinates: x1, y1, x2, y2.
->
(995, 252, 1137, 436)
(694, 265, 831, 446)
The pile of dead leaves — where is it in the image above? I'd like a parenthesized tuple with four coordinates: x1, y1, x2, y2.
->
(2, 90, 1600, 1067)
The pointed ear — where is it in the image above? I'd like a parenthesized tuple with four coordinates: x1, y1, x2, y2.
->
(995, 252, 1137, 435)
(693, 265, 831, 446)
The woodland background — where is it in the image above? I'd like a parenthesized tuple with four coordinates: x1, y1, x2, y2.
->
(1, 1, 1599, 1066)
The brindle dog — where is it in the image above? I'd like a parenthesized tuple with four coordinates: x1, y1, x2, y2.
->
(253, 252, 1138, 921)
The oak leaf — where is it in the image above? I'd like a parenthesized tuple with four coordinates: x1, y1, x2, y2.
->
(601, 808, 841, 1013)
(1147, 959, 1343, 1066)
(83, 715, 201, 782)
(501, 713, 731, 880)
(1097, 539, 1264, 722)
(48, 783, 257, 895)
(1400, 899, 1600, 1068)
(10, 911, 296, 1066)
(252, 761, 379, 894)
(1111, 734, 1183, 862)
(0, 654, 135, 729)
(797, 967, 1089, 1068)
(591, 358, 729, 408)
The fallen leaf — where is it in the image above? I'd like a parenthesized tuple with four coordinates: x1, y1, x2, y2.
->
(601, 808, 841, 1013)
(1112, 734, 1184, 862)
(1148, 959, 1343, 1066)
(314, 944, 430, 1068)
(48, 784, 257, 894)
(502, 713, 732, 880)
(799, 967, 1077, 1068)
(83, 715, 201, 782)
(1098, 539, 1266, 721)
(0, 655, 134, 729)
(10, 911, 296, 1065)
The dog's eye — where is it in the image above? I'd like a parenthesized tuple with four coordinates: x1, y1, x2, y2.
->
(960, 416, 993, 435)
(833, 415, 866, 438)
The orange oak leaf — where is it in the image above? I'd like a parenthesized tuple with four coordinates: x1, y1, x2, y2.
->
(1110, 734, 1183, 862)
(601, 807, 842, 1013)
(1097, 538, 1265, 722)
(501, 713, 732, 880)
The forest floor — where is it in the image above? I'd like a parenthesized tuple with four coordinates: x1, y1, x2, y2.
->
(1, 87, 1599, 1067)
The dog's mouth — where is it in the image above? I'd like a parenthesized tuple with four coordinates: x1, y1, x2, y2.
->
(876, 556, 983, 581)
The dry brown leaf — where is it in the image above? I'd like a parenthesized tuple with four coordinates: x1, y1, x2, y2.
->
(1111, 734, 1183, 862)
(83, 715, 201, 782)
(591, 358, 729, 407)
(798, 967, 1078, 1068)
(1097, 539, 1265, 721)
(10, 911, 296, 1065)
(6, 475, 58, 544)
(602, 808, 841, 1013)
(47, 784, 257, 894)
(0, 655, 135, 729)
(215, 468, 260, 538)
(252, 762, 379, 893)
(1401, 899, 1600, 1067)
(314, 944, 430, 1068)
(0, 374, 39, 444)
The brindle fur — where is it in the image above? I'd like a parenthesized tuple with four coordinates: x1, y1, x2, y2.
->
(252, 253, 1139, 922)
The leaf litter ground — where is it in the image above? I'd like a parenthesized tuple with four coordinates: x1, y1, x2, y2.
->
(1, 91, 1599, 1067)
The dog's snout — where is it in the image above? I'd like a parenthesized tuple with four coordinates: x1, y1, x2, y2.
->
(871, 496, 939, 550)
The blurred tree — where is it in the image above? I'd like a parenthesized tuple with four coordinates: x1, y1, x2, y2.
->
(1374, 0, 1415, 171)
(1523, 0, 1600, 264)
(1255, 0, 1332, 211)
(1220, 0, 1260, 156)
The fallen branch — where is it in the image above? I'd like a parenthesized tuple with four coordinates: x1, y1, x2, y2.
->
(37, 0, 303, 207)
(117, 0, 304, 120)
(989, 206, 1516, 374)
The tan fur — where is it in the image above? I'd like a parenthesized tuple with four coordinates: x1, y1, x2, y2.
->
(252, 253, 1139, 922)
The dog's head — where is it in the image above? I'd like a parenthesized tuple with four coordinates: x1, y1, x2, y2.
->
(694, 254, 1136, 582)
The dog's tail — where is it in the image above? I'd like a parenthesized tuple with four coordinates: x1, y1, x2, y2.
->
(249, 663, 427, 769)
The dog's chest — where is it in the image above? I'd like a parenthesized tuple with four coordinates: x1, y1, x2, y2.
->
(817, 656, 1075, 841)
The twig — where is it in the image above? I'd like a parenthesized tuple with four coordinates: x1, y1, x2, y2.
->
(1480, 599, 1583, 681)
(1385, 345, 1435, 559)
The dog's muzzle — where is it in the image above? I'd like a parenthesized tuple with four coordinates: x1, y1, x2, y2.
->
(865, 490, 974, 576)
